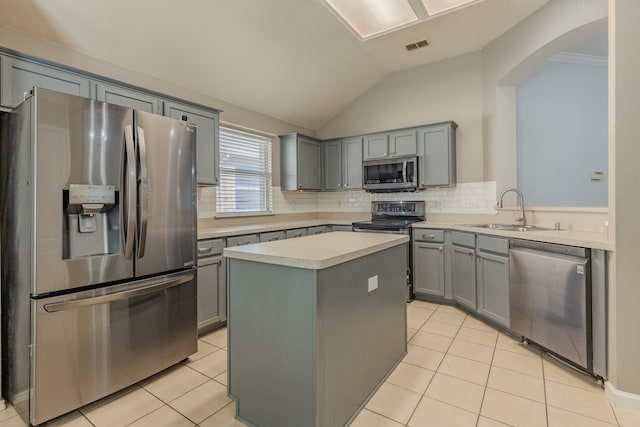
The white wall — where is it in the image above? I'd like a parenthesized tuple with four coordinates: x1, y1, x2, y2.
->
(317, 52, 484, 184)
(516, 59, 608, 206)
(610, 0, 640, 399)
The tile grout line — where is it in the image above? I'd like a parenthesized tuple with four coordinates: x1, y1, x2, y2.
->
(475, 327, 499, 427)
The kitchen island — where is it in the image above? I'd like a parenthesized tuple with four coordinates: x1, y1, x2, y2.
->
(224, 232, 409, 427)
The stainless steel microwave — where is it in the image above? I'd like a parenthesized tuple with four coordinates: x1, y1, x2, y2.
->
(362, 156, 418, 192)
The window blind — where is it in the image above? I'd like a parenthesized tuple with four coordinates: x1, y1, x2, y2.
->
(216, 126, 272, 214)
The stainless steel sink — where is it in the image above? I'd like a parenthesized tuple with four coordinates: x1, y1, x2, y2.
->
(460, 224, 550, 232)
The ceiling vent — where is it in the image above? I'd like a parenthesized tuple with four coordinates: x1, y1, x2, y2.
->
(405, 39, 429, 51)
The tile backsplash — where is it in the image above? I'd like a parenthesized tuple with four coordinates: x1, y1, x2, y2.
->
(198, 181, 497, 218)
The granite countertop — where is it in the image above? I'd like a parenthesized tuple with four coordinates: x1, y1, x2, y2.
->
(223, 231, 410, 270)
(198, 218, 359, 239)
(412, 221, 612, 250)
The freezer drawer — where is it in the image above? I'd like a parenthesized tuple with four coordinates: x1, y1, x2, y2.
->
(30, 271, 197, 425)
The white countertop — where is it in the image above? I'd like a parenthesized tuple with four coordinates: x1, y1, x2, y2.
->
(412, 221, 612, 250)
(198, 218, 358, 239)
(223, 231, 410, 270)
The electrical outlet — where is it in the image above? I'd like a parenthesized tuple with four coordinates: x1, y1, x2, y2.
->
(368, 275, 378, 292)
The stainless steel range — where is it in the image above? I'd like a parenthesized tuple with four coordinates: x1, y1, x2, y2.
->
(353, 201, 425, 300)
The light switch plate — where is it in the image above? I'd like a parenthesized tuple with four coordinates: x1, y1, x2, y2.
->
(368, 275, 378, 292)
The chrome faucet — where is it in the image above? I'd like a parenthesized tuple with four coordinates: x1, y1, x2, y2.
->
(497, 188, 526, 226)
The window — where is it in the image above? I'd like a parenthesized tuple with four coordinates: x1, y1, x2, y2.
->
(216, 126, 273, 215)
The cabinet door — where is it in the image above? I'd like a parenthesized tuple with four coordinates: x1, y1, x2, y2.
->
(418, 124, 455, 187)
(363, 133, 388, 160)
(413, 242, 445, 297)
(342, 137, 363, 189)
(389, 129, 417, 157)
(307, 225, 328, 235)
(197, 255, 226, 333)
(96, 82, 161, 114)
(452, 245, 476, 309)
(297, 137, 322, 190)
(165, 101, 219, 185)
(477, 252, 510, 327)
(322, 139, 342, 190)
(285, 228, 308, 239)
(1, 56, 90, 108)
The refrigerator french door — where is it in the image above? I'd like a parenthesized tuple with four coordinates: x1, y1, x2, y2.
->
(0, 88, 197, 425)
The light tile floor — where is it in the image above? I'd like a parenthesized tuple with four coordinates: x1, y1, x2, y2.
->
(1, 301, 640, 426)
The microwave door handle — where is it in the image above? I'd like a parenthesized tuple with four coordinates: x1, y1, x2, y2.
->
(137, 126, 149, 259)
(123, 125, 137, 260)
(402, 160, 407, 183)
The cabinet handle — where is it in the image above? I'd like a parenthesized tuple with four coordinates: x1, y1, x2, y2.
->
(298, 184, 302, 189)
(198, 247, 213, 254)
(423, 234, 436, 239)
(439, 246, 443, 252)
(269, 237, 280, 241)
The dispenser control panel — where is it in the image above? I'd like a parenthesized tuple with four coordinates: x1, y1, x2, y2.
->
(69, 184, 115, 205)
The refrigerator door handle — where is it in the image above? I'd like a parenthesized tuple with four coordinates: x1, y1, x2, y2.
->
(124, 125, 137, 260)
(137, 126, 149, 259)
(43, 272, 194, 313)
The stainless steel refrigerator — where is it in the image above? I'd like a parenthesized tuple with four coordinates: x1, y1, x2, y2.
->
(0, 88, 198, 425)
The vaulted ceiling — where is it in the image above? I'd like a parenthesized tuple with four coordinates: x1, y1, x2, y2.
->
(0, 0, 552, 129)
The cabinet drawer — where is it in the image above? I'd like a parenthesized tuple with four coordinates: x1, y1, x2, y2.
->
(226, 234, 259, 247)
(259, 231, 286, 243)
(285, 228, 308, 239)
(307, 225, 328, 235)
(197, 239, 224, 257)
(477, 235, 509, 255)
(452, 231, 475, 248)
(329, 224, 353, 232)
(413, 229, 444, 242)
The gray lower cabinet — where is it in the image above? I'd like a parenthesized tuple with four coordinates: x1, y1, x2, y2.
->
(452, 231, 477, 309)
(322, 137, 363, 190)
(329, 224, 353, 232)
(413, 229, 446, 298)
(307, 225, 328, 235)
(1, 56, 90, 108)
(95, 82, 162, 114)
(476, 236, 510, 327)
(259, 231, 286, 243)
(227, 234, 259, 247)
(417, 121, 457, 187)
(285, 228, 308, 239)
(165, 101, 220, 186)
(281, 133, 322, 190)
(197, 239, 226, 334)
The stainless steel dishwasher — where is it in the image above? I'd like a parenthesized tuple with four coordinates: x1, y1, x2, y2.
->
(509, 239, 591, 371)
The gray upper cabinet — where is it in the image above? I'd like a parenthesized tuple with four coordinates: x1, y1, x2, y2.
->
(281, 133, 322, 191)
(95, 82, 162, 114)
(322, 139, 342, 190)
(389, 129, 417, 157)
(165, 101, 220, 186)
(1, 56, 90, 108)
(322, 136, 363, 191)
(417, 121, 457, 187)
(363, 133, 389, 160)
(363, 129, 417, 161)
(342, 136, 363, 189)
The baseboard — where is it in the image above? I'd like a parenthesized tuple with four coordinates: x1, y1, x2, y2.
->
(605, 381, 640, 411)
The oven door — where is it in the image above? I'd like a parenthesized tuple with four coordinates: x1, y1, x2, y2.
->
(362, 157, 418, 192)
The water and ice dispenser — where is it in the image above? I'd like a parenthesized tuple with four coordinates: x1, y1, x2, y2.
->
(62, 184, 120, 259)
